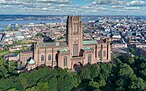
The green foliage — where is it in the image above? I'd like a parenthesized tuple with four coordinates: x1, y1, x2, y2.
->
(48, 77, 57, 91)
(0, 57, 17, 78)
(0, 50, 10, 56)
(8, 88, 19, 91)
(89, 64, 100, 79)
(25, 86, 36, 91)
(1, 54, 146, 91)
(89, 81, 99, 89)
(79, 66, 91, 80)
(36, 82, 49, 91)
(118, 63, 134, 77)
(35, 33, 43, 36)
(57, 36, 64, 40)
(129, 77, 145, 91)
(129, 48, 135, 54)
(127, 57, 135, 65)
(98, 79, 106, 87)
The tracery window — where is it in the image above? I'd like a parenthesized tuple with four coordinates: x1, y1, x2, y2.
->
(88, 54, 92, 64)
(48, 54, 51, 60)
(64, 56, 67, 66)
(41, 55, 44, 61)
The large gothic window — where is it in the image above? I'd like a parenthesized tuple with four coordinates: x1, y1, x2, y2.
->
(41, 55, 44, 61)
(82, 60, 84, 65)
(64, 56, 67, 66)
(75, 23, 78, 33)
(103, 50, 106, 57)
(73, 40, 78, 56)
(88, 54, 92, 64)
(98, 50, 102, 57)
(48, 54, 51, 60)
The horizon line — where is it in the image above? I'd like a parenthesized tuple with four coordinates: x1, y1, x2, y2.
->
(0, 14, 146, 16)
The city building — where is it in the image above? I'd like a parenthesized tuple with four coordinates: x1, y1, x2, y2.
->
(5, 53, 19, 61)
(21, 16, 111, 70)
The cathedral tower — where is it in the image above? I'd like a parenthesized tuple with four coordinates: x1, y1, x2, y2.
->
(66, 16, 83, 57)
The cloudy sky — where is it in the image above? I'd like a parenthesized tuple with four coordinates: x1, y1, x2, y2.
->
(0, 0, 146, 15)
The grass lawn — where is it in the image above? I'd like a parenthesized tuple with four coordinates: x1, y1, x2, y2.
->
(20, 40, 32, 44)
(0, 50, 10, 56)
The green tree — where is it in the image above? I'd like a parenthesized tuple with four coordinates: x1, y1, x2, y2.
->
(118, 64, 134, 78)
(98, 79, 106, 87)
(115, 78, 128, 91)
(8, 61, 17, 75)
(0, 77, 18, 91)
(48, 77, 57, 91)
(140, 68, 146, 80)
(36, 82, 49, 91)
(89, 64, 100, 79)
(127, 57, 135, 65)
(89, 81, 99, 89)
(79, 66, 91, 80)
(57, 69, 78, 91)
(35, 33, 43, 36)
(8, 88, 19, 91)
(25, 86, 36, 91)
(129, 77, 145, 91)
(129, 48, 135, 54)
(99, 64, 112, 80)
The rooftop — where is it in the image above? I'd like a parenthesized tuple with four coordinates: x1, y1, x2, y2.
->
(28, 59, 35, 65)
(39, 41, 67, 47)
(5, 53, 19, 57)
(39, 39, 106, 48)
(97, 40, 105, 44)
(22, 50, 32, 54)
(60, 48, 68, 52)
(82, 40, 97, 45)
(82, 47, 92, 51)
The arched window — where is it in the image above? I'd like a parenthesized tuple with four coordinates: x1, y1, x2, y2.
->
(48, 54, 51, 60)
(82, 60, 84, 65)
(103, 50, 106, 57)
(41, 55, 44, 61)
(64, 56, 67, 66)
(88, 54, 92, 64)
(98, 50, 102, 58)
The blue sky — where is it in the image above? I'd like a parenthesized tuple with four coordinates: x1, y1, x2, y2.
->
(0, 0, 146, 15)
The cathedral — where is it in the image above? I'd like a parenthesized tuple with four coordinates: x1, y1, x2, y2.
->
(23, 16, 111, 70)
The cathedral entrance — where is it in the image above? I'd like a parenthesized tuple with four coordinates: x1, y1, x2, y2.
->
(73, 62, 82, 71)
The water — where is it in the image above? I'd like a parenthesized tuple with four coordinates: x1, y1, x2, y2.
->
(0, 15, 146, 32)
(0, 17, 97, 27)
(0, 20, 64, 27)
(0, 19, 65, 32)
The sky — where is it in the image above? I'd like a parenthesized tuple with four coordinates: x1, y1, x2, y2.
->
(0, 0, 146, 15)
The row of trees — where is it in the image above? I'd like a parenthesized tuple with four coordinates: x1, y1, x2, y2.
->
(0, 54, 146, 91)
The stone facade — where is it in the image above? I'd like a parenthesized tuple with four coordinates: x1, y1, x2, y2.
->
(25, 16, 111, 70)
(20, 51, 33, 66)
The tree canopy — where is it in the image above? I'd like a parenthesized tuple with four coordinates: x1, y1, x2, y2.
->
(0, 54, 146, 91)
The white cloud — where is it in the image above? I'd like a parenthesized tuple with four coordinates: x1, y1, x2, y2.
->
(0, 0, 145, 15)
(124, 7, 141, 10)
(127, 0, 146, 6)
(36, 0, 70, 3)
(92, 0, 124, 4)
(112, 5, 124, 9)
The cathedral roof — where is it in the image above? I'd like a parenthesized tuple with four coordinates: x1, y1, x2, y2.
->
(60, 48, 68, 52)
(82, 40, 97, 45)
(28, 59, 35, 65)
(39, 42, 67, 48)
(82, 47, 92, 51)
